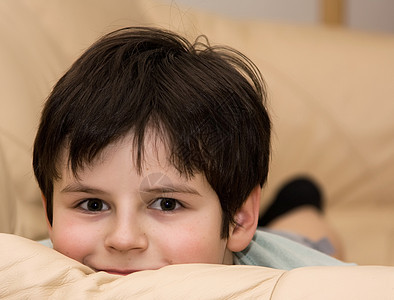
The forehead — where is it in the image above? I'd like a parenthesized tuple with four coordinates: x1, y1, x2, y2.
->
(57, 130, 170, 175)
(54, 132, 217, 198)
(57, 130, 212, 187)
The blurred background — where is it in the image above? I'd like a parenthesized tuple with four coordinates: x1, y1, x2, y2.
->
(163, 0, 394, 33)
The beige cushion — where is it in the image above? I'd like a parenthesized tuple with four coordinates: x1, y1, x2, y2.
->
(1, 233, 393, 299)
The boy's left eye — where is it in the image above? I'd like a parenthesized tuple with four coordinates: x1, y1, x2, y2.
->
(149, 198, 182, 211)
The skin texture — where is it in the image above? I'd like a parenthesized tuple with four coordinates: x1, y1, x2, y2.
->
(45, 133, 260, 275)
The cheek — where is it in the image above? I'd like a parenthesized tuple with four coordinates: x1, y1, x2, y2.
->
(51, 216, 98, 263)
(158, 216, 227, 264)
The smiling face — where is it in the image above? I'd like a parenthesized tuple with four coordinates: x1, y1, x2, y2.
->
(47, 133, 237, 275)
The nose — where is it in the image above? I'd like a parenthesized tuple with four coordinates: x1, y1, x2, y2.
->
(104, 214, 148, 252)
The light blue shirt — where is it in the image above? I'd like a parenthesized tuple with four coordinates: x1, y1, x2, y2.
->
(234, 230, 353, 270)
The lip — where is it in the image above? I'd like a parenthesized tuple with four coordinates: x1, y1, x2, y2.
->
(91, 265, 163, 275)
(99, 269, 139, 276)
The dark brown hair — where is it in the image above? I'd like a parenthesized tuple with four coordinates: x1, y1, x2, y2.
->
(33, 27, 271, 238)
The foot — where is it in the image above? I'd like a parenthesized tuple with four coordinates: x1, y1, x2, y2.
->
(258, 177, 323, 227)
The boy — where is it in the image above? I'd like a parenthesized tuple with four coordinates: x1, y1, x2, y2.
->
(33, 27, 347, 274)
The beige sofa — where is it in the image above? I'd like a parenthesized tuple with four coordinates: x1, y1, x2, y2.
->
(1, 233, 393, 299)
(1, 0, 394, 297)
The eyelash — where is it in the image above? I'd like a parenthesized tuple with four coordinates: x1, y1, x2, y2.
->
(148, 197, 184, 212)
(76, 197, 184, 213)
(77, 198, 110, 213)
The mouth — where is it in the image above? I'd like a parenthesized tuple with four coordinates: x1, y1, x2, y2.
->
(90, 264, 164, 275)
(99, 269, 139, 276)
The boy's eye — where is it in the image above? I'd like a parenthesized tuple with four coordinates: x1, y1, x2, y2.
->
(149, 198, 181, 211)
(79, 199, 109, 212)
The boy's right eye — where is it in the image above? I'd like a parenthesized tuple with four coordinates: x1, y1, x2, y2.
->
(78, 199, 110, 212)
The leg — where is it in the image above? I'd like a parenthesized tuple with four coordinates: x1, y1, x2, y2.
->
(259, 177, 344, 260)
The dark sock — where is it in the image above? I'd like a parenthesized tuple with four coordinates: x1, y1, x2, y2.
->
(258, 177, 323, 227)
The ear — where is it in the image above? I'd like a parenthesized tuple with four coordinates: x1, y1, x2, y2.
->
(41, 193, 53, 240)
(226, 185, 261, 252)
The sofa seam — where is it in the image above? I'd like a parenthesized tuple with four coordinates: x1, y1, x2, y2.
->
(269, 270, 287, 300)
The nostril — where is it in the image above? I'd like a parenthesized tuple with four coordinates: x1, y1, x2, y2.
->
(105, 224, 148, 252)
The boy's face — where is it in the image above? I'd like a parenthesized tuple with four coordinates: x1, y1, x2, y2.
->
(48, 133, 234, 275)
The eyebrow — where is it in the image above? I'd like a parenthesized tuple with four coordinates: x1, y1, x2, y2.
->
(60, 183, 108, 195)
(139, 184, 201, 196)
(60, 183, 201, 196)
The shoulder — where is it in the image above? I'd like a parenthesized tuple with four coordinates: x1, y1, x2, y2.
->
(38, 238, 53, 248)
(234, 230, 353, 270)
